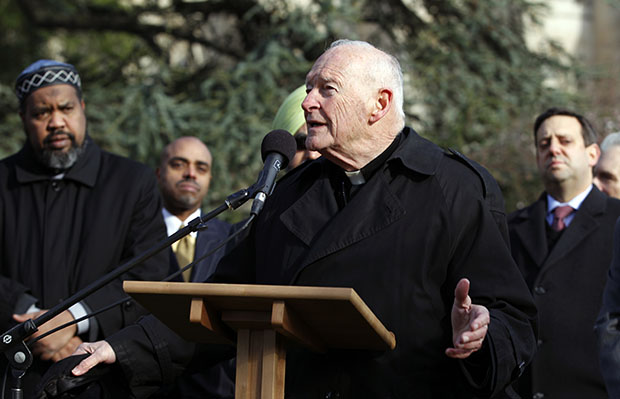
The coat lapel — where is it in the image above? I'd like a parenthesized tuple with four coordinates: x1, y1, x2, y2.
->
(513, 197, 549, 267)
(279, 173, 340, 247)
(190, 229, 207, 281)
(544, 189, 606, 267)
(280, 167, 407, 280)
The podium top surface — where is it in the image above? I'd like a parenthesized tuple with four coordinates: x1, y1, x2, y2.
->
(124, 281, 396, 351)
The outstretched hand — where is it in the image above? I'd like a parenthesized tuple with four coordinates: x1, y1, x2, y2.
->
(446, 278, 490, 359)
(71, 340, 117, 376)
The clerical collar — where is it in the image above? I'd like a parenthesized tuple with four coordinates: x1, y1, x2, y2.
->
(344, 132, 403, 185)
(344, 170, 365, 185)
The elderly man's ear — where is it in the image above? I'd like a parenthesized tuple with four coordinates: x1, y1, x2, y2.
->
(369, 89, 393, 124)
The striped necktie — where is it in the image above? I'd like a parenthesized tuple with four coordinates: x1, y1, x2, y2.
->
(551, 205, 574, 232)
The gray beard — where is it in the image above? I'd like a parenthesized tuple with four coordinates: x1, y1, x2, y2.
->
(38, 139, 87, 170)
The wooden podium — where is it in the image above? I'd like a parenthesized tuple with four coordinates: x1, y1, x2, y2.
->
(124, 281, 396, 399)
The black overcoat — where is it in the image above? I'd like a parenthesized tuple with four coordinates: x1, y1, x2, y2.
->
(596, 218, 620, 398)
(0, 137, 169, 387)
(109, 128, 537, 399)
(508, 188, 620, 398)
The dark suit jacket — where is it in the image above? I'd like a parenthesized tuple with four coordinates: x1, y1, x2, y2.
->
(509, 187, 620, 398)
(167, 217, 235, 283)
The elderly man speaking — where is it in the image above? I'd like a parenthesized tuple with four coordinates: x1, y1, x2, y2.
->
(48, 41, 536, 399)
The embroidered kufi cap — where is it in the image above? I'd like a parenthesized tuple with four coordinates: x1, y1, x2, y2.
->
(15, 59, 82, 104)
(271, 85, 307, 135)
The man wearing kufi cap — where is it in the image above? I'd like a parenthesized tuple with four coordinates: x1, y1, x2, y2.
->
(272, 85, 320, 170)
(0, 59, 168, 392)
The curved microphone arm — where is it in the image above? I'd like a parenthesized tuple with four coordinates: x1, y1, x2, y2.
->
(0, 187, 254, 373)
(28, 212, 257, 347)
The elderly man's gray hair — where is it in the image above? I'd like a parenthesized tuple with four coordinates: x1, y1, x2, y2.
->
(328, 40, 405, 123)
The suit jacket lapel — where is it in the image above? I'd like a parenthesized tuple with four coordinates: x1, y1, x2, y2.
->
(513, 197, 549, 268)
(190, 229, 207, 281)
(544, 188, 605, 267)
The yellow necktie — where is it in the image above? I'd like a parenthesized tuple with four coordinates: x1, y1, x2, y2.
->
(173, 233, 195, 282)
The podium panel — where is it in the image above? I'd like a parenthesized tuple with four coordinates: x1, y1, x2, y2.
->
(124, 281, 396, 399)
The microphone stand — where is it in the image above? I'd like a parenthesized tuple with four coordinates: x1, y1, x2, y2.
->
(0, 187, 252, 398)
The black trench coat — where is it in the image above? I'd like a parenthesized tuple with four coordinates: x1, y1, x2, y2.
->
(0, 137, 168, 388)
(111, 128, 537, 399)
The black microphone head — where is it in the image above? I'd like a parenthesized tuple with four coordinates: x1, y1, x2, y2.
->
(261, 129, 297, 168)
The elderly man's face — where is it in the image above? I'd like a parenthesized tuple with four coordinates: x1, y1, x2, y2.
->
(302, 46, 371, 158)
(157, 137, 212, 215)
(20, 84, 87, 169)
(594, 145, 620, 198)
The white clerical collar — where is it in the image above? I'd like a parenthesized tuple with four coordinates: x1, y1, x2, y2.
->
(344, 170, 366, 185)
(161, 207, 201, 238)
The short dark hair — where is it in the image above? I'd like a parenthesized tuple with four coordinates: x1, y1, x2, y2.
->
(533, 108, 598, 146)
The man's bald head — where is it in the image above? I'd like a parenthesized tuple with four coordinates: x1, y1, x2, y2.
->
(157, 136, 213, 221)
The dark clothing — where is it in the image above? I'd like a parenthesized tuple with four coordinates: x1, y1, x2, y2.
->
(596, 218, 620, 398)
(109, 127, 537, 398)
(509, 188, 620, 398)
(0, 138, 168, 388)
(166, 217, 236, 284)
(160, 217, 236, 399)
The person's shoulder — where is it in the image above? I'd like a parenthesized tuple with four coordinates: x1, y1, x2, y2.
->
(100, 149, 150, 168)
(507, 198, 541, 225)
(206, 217, 232, 232)
(0, 151, 20, 170)
(432, 147, 492, 201)
(99, 149, 155, 177)
(603, 194, 620, 217)
(398, 128, 489, 188)
(442, 148, 501, 197)
(0, 150, 20, 163)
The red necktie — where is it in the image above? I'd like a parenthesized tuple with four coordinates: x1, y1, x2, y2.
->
(552, 205, 574, 232)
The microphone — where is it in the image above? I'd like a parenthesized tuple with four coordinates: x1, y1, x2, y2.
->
(250, 129, 297, 216)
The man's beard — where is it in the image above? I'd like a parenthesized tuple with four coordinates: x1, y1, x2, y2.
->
(37, 131, 86, 170)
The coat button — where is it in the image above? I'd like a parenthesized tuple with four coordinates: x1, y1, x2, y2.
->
(534, 286, 546, 295)
(533, 393, 545, 399)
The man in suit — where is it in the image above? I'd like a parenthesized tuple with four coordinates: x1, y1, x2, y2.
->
(594, 131, 620, 199)
(155, 136, 235, 398)
(157, 136, 233, 283)
(508, 108, 620, 398)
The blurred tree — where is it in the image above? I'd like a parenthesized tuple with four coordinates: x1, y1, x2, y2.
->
(0, 0, 578, 216)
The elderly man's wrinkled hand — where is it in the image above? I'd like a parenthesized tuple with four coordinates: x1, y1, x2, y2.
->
(446, 278, 490, 359)
(71, 340, 117, 376)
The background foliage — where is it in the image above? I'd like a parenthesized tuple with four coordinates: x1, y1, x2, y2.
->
(0, 0, 586, 218)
